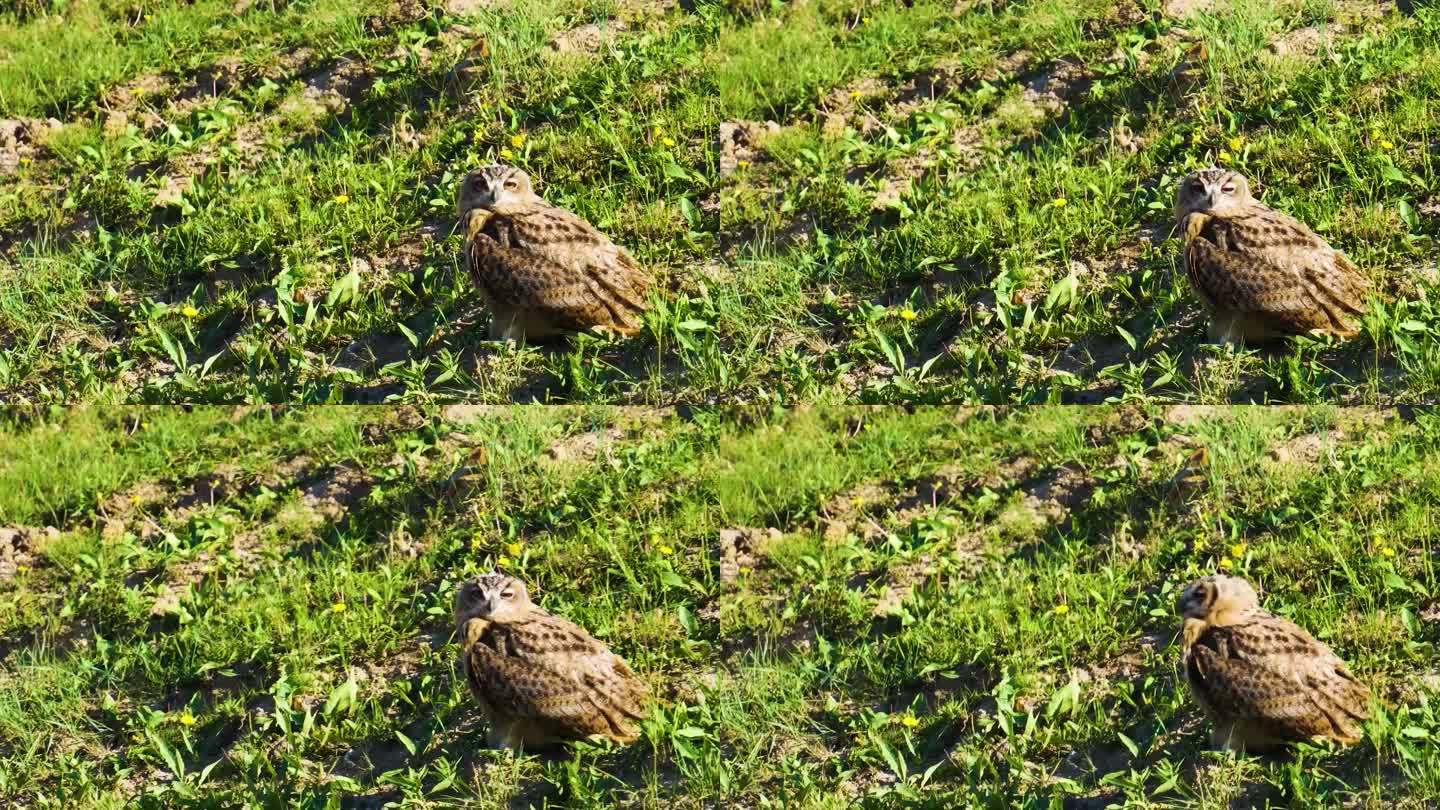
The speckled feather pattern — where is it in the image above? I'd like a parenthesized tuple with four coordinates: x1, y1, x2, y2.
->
(462, 204, 649, 339)
(458, 610, 648, 748)
(1181, 602, 1370, 751)
(1181, 203, 1369, 340)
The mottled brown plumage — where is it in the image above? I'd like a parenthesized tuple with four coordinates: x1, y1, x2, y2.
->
(455, 165, 649, 342)
(454, 572, 650, 750)
(1174, 168, 1370, 345)
(1177, 575, 1370, 752)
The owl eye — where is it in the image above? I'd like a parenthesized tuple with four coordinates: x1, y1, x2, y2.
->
(470, 177, 486, 192)
(503, 179, 519, 190)
(1189, 181, 1204, 193)
(500, 589, 515, 599)
(1221, 184, 1236, 193)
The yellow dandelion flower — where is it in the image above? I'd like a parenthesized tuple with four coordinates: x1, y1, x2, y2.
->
(899, 713, 920, 729)
(178, 710, 196, 727)
(736, 159, 750, 169)
(333, 194, 350, 205)
(1229, 543, 1247, 558)
(129, 495, 141, 505)
(15, 564, 29, 574)
(1380, 140, 1395, 151)
(1218, 150, 1234, 163)
(499, 148, 514, 160)
(899, 308, 917, 322)
(497, 555, 513, 568)
(1381, 546, 1396, 558)
(330, 602, 346, 613)
(661, 136, 677, 148)
(850, 91, 862, 100)
(1053, 603, 1070, 616)
(1219, 557, 1234, 570)
(506, 542, 523, 557)
(1051, 197, 1068, 208)
(180, 304, 200, 319)
(1227, 136, 1244, 151)
(509, 133, 526, 148)
(658, 545, 675, 556)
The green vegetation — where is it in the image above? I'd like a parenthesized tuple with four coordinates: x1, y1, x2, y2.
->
(1, 405, 1438, 805)
(2, 1, 1439, 403)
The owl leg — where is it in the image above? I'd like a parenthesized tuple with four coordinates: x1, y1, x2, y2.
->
(487, 720, 521, 750)
(1211, 721, 1242, 752)
(1206, 312, 1247, 347)
(488, 310, 526, 343)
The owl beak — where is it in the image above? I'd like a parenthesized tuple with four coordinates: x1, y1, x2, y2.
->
(1206, 189, 1223, 209)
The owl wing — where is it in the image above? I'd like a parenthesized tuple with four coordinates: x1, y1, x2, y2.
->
(506, 207, 651, 331)
(465, 616, 649, 741)
(1184, 617, 1370, 744)
(1183, 210, 1369, 336)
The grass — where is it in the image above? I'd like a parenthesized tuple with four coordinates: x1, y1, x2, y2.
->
(1, 404, 1439, 806)
(0, 1, 1437, 403)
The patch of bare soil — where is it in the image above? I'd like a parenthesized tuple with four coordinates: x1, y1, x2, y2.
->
(300, 463, 375, 522)
(0, 118, 60, 175)
(719, 120, 778, 177)
(0, 526, 57, 580)
(719, 527, 782, 585)
(548, 20, 628, 55)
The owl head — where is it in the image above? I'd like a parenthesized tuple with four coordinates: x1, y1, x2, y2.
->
(1176, 574, 1261, 621)
(455, 164, 539, 220)
(1173, 168, 1253, 224)
(455, 571, 533, 630)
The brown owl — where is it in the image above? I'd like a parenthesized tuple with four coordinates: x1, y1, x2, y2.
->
(453, 572, 650, 750)
(455, 165, 650, 342)
(1177, 574, 1371, 752)
(1174, 168, 1370, 345)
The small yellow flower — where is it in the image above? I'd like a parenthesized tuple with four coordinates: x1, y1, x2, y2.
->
(1381, 546, 1396, 558)
(178, 710, 196, 727)
(1227, 135, 1244, 151)
(506, 541, 523, 557)
(898, 713, 920, 729)
(661, 136, 677, 148)
(330, 602, 346, 613)
(1218, 150, 1234, 163)
(658, 545, 675, 556)
(333, 194, 350, 205)
(1219, 557, 1234, 570)
(899, 308, 917, 322)
(499, 148, 515, 160)
(1051, 197, 1068, 208)
(1380, 140, 1395, 151)
(850, 496, 864, 507)
(180, 304, 200, 319)
(736, 159, 750, 169)
(850, 90, 861, 100)
(509, 133, 526, 148)
(1229, 543, 1247, 558)
(15, 564, 28, 574)
(497, 555, 513, 568)
(1053, 603, 1070, 616)
(129, 495, 141, 505)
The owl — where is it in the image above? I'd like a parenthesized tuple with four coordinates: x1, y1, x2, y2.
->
(1177, 574, 1371, 752)
(453, 572, 650, 750)
(1174, 168, 1370, 345)
(454, 165, 650, 342)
